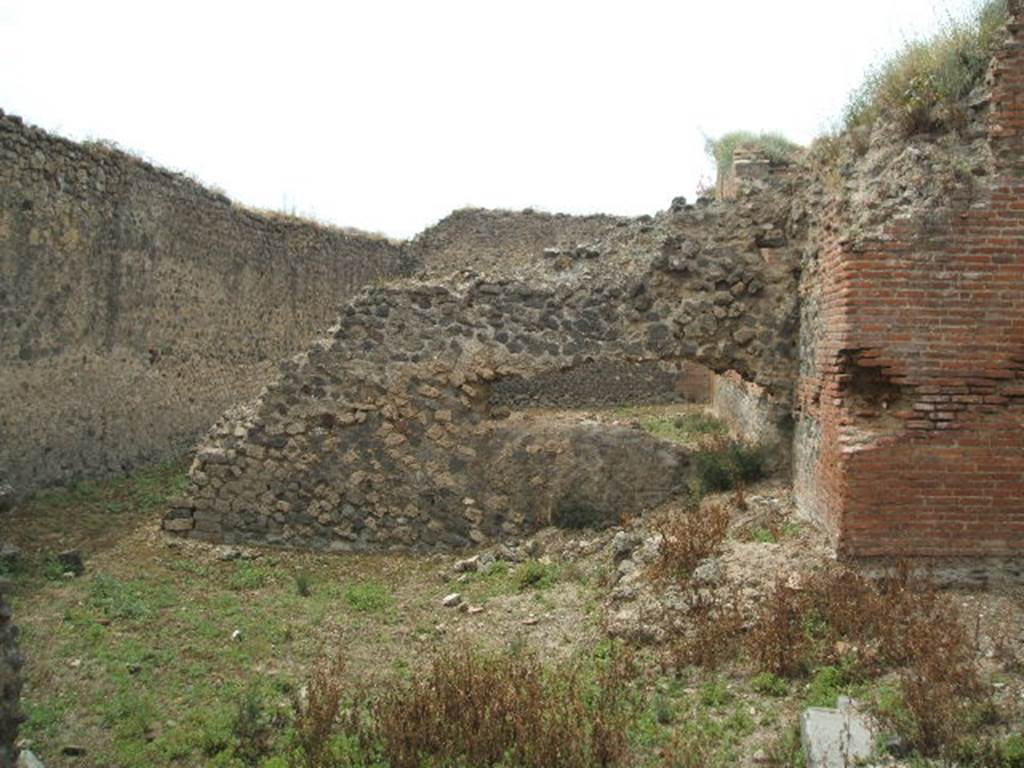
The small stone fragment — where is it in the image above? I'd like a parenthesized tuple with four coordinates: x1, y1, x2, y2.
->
(453, 555, 479, 573)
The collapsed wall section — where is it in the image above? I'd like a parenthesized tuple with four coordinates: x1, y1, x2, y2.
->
(0, 113, 410, 495)
(795, 8, 1024, 557)
(165, 194, 801, 549)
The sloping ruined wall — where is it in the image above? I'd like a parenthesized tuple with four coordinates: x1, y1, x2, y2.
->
(0, 112, 410, 495)
(164, 180, 802, 549)
(794, 8, 1024, 557)
(414, 209, 703, 409)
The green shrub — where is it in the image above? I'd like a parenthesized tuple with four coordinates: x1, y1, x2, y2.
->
(805, 665, 853, 708)
(706, 131, 800, 176)
(844, 0, 1009, 135)
(232, 688, 276, 765)
(698, 677, 733, 708)
(752, 672, 790, 697)
(691, 441, 767, 496)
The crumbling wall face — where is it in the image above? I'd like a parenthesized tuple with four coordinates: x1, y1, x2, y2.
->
(0, 589, 21, 768)
(165, 215, 800, 549)
(796, 11, 1024, 557)
(711, 370, 792, 471)
(0, 113, 410, 495)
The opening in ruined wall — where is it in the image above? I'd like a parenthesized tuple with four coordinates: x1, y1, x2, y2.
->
(836, 348, 907, 420)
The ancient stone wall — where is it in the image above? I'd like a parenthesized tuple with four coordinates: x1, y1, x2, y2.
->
(488, 359, 690, 410)
(0, 112, 411, 496)
(165, 177, 802, 549)
(794, 7, 1024, 557)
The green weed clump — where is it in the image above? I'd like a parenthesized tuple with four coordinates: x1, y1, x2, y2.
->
(515, 560, 560, 591)
(691, 441, 767, 497)
(343, 581, 394, 614)
(844, 0, 1009, 135)
(87, 574, 156, 621)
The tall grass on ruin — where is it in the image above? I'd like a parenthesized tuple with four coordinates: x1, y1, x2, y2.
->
(844, 0, 1009, 135)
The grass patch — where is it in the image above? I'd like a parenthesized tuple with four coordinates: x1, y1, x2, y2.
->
(633, 412, 728, 445)
(87, 573, 165, 621)
(343, 580, 394, 614)
(460, 560, 563, 605)
(843, 0, 1009, 135)
(227, 561, 269, 592)
(25, 459, 188, 517)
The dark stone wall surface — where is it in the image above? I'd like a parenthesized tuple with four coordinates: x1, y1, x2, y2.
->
(0, 112, 411, 495)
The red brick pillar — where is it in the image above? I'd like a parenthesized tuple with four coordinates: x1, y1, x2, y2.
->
(802, 8, 1024, 558)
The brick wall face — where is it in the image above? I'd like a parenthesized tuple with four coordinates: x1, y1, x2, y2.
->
(797, 8, 1024, 557)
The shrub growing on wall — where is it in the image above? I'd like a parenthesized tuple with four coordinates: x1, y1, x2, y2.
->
(843, 0, 1009, 135)
(705, 131, 800, 178)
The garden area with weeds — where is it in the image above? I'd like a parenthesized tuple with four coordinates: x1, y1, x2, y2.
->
(6, 430, 1024, 766)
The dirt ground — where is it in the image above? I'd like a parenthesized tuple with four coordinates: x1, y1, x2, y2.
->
(5, 421, 1024, 767)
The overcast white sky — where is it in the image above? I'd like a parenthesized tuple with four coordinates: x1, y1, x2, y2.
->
(0, 0, 988, 238)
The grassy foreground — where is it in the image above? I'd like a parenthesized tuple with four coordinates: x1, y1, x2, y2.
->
(6, 452, 1024, 767)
